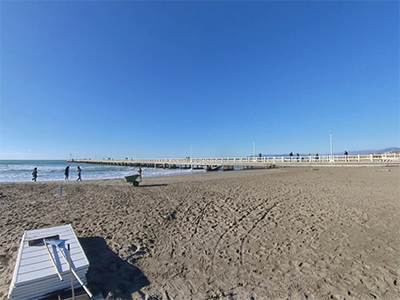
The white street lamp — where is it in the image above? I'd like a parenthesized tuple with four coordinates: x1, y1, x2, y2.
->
(330, 132, 333, 162)
(190, 145, 193, 170)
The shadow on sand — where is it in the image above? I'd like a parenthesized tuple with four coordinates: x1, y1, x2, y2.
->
(79, 237, 150, 299)
(138, 184, 168, 187)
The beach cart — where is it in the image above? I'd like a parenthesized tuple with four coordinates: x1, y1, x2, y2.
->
(125, 174, 141, 186)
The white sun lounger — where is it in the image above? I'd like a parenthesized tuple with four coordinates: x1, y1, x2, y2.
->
(8, 224, 90, 300)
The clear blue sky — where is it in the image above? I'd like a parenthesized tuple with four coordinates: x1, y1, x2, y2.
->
(1, 1, 399, 159)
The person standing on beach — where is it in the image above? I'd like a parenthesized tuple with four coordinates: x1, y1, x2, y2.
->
(76, 166, 82, 182)
(64, 166, 70, 181)
(138, 166, 142, 182)
(32, 167, 37, 182)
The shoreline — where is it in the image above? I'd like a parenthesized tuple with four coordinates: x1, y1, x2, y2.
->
(1, 166, 399, 299)
(1, 162, 397, 184)
(0, 167, 275, 185)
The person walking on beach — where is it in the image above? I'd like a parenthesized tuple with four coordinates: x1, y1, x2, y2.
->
(344, 150, 349, 162)
(76, 166, 82, 182)
(138, 166, 142, 182)
(32, 167, 37, 182)
(64, 166, 70, 181)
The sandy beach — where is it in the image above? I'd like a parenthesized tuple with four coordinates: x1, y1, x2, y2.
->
(0, 166, 399, 300)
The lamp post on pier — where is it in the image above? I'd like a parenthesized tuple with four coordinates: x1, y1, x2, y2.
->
(190, 145, 193, 171)
(330, 132, 333, 162)
(253, 141, 256, 160)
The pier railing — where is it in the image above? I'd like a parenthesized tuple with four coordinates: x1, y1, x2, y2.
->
(69, 153, 399, 167)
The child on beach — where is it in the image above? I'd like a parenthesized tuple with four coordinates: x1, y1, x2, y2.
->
(138, 167, 142, 182)
(32, 167, 37, 182)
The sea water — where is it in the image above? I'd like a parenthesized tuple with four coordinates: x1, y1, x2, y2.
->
(0, 160, 205, 183)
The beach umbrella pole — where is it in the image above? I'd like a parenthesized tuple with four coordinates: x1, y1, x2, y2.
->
(44, 241, 63, 281)
(68, 244, 75, 300)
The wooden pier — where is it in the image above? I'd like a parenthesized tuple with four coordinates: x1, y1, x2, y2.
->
(68, 153, 399, 170)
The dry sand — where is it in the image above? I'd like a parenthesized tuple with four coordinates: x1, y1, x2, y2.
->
(0, 167, 399, 300)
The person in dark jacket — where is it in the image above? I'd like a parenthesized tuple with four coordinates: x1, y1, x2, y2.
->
(64, 166, 70, 181)
(76, 166, 82, 182)
(32, 167, 37, 182)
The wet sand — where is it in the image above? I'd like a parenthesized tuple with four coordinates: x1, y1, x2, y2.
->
(0, 166, 399, 299)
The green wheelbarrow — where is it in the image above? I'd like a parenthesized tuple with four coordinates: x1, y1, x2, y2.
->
(125, 174, 141, 186)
